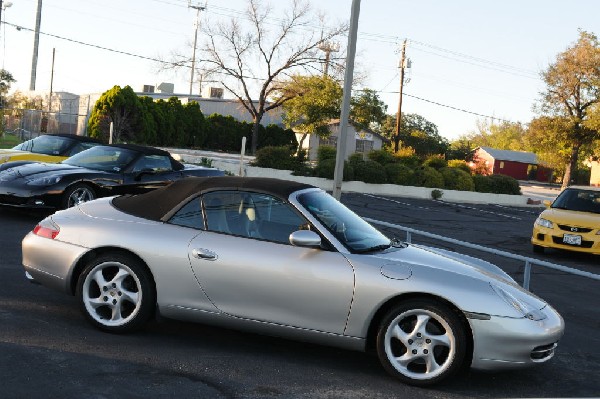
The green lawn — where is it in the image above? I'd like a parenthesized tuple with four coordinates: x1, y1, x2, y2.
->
(0, 134, 21, 149)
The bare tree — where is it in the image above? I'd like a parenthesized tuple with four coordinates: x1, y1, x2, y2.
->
(201, 0, 347, 153)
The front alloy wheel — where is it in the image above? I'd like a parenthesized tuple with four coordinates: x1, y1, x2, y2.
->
(76, 254, 155, 333)
(376, 299, 467, 386)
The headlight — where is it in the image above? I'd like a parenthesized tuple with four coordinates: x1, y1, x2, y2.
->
(535, 217, 553, 229)
(26, 176, 63, 186)
(490, 284, 547, 321)
(0, 156, 9, 163)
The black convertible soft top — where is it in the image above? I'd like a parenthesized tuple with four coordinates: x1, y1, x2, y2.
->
(112, 176, 317, 221)
(106, 143, 172, 157)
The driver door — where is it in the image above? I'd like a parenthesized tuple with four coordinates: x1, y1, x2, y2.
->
(187, 191, 355, 334)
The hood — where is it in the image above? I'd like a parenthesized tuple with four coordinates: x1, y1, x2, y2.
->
(0, 149, 28, 158)
(0, 162, 100, 182)
(542, 208, 600, 227)
(371, 244, 515, 284)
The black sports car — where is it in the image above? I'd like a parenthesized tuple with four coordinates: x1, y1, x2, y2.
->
(0, 144, 224, 209)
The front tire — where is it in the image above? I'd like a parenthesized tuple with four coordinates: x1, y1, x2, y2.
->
(376, 299, 467, 386)
(63, 183, 96, 208)
(532, 244, 545, 254)
(76, 253, 155, 333)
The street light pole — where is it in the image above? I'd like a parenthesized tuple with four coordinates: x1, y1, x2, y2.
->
(29, 0, 43, 91)
(189, 2, 205, 96)
(332, 0, 361, 200)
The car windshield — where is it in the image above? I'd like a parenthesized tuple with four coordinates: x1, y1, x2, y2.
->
(13, 135, 72, 155)
(552, 188, 600, 214)
(63, 146, 137, 172)
(298, 190, 391, 253)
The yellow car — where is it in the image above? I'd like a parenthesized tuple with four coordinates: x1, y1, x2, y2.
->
(532, 185, 600, 255)
(0, 134, 102, 170)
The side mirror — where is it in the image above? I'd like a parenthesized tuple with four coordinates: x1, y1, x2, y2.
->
(289, 230, 321, 248)
(543, 200, 552, 209)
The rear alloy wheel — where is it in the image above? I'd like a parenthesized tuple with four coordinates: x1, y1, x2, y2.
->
(63, 183, 96, 208)
(76, 253, 155, 333)
(376, 299, 467, 386)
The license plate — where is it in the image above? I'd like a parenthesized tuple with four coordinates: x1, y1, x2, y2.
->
(563, 234, 582, 245)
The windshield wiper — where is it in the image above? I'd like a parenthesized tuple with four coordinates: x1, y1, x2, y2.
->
(355, 243, 392, 254)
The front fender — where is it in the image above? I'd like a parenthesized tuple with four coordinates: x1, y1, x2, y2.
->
(0, 160, 38, 171)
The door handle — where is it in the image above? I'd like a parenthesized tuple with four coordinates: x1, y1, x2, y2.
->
(192, 248, 218, 261)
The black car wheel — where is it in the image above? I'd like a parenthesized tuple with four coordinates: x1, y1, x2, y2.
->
(76, 253, 155, 333)
(376, 298, 467, 386)
(532, 244, 545, 254)
(63, 183, 96, 208)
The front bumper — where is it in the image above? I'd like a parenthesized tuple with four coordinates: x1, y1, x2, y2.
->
(532, 225, 600, 255)
(0, 182, 62, 209)
(22, 231, 89, 294)
(469, 304, 564, 370)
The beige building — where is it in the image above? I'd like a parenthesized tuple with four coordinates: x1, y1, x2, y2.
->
(299, 120, 390, 161)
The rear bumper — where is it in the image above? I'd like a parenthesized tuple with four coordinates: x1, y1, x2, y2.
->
(470, 304, 564, 370)
(22, 232, 89, 294)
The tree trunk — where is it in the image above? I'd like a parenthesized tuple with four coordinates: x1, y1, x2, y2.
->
(298, 133, 308, 152)
(251, 115, 261, 155)
(561, 143, 581, 190)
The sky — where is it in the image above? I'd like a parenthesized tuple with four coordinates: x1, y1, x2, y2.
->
(1, 0, 599, 141)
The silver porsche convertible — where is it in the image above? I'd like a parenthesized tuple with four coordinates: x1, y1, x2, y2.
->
(22, 177, 564, 386)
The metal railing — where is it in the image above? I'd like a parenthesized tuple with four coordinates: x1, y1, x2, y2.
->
(365, 217, 600, 290)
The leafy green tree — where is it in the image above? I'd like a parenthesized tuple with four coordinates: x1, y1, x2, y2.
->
(182, 101, 207, 148)
(350, 89, 388, 131)
(538, 30, 600, 188)
(0, 69, 15, 105)
(88, 85, 142, 143)
(278, 74, 343, 150)
(398, 113, 448, 157)
(464, 119, 527, 151)
(138, 96, 158, 145)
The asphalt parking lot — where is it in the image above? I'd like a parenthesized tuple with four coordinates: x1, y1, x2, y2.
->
(0, 194, 598, 398)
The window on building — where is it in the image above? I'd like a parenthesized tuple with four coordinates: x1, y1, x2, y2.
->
(321, 136, 338, 147)
(355, 139, 373, 153)
(499, 161, 505, 169)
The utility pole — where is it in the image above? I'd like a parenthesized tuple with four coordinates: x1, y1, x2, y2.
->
(394, 39, 408, 153)
(188, 1, 206, 96)
(30, 0, 42, 91)
(318, 41, 339, 76)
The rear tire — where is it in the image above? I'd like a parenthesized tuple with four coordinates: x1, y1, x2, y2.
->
(376, 299, 467, 386)
(76, 253, 155, 333)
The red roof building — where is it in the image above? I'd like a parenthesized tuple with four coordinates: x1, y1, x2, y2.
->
(471, 147, 552, 182)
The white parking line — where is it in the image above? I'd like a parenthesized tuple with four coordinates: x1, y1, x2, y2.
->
(362, 193, 522, 221)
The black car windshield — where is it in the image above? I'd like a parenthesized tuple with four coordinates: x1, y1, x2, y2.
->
(552, 188, 600, 214)
(298, 190, 391, 252)
(63, 146, 137, 172)
(13, 135, 72, 155)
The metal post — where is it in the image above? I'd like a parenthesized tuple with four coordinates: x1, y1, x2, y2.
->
(523, 260, 531, 290)
(188, 4, 205, 96)
(332, 0, 361, 200)
(239, 136, 247, 177)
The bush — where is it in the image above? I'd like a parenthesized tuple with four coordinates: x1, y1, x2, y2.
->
(253, 146, 298, 170)
(410, 166, 445, 188)
(348, 152, 365, 166)
(440, 167, 474, 191)
(317, 145, 337, 164)
(473, 174, 492, 193)
(447, 159, 471, 174)
(489, 174, 521, 195)
(394, 154, 421, 168)
(354, 160, 387, 184)
(473, 174, 520, 194)
(314, 158, 354, 180)
(385, 163, 414, 185)
(423, 155, 448, 170)
(431, 189, 443, 200)
(368, 149, 396, 166)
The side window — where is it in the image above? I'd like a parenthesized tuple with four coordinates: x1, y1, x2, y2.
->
(132, 155, 173, 172)
(203, 191, 307, 244)
(168, 198, 203, 229)
(69, 142, 97, 156)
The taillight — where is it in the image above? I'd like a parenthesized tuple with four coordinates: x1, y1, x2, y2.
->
(33, 219, 60, 239)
